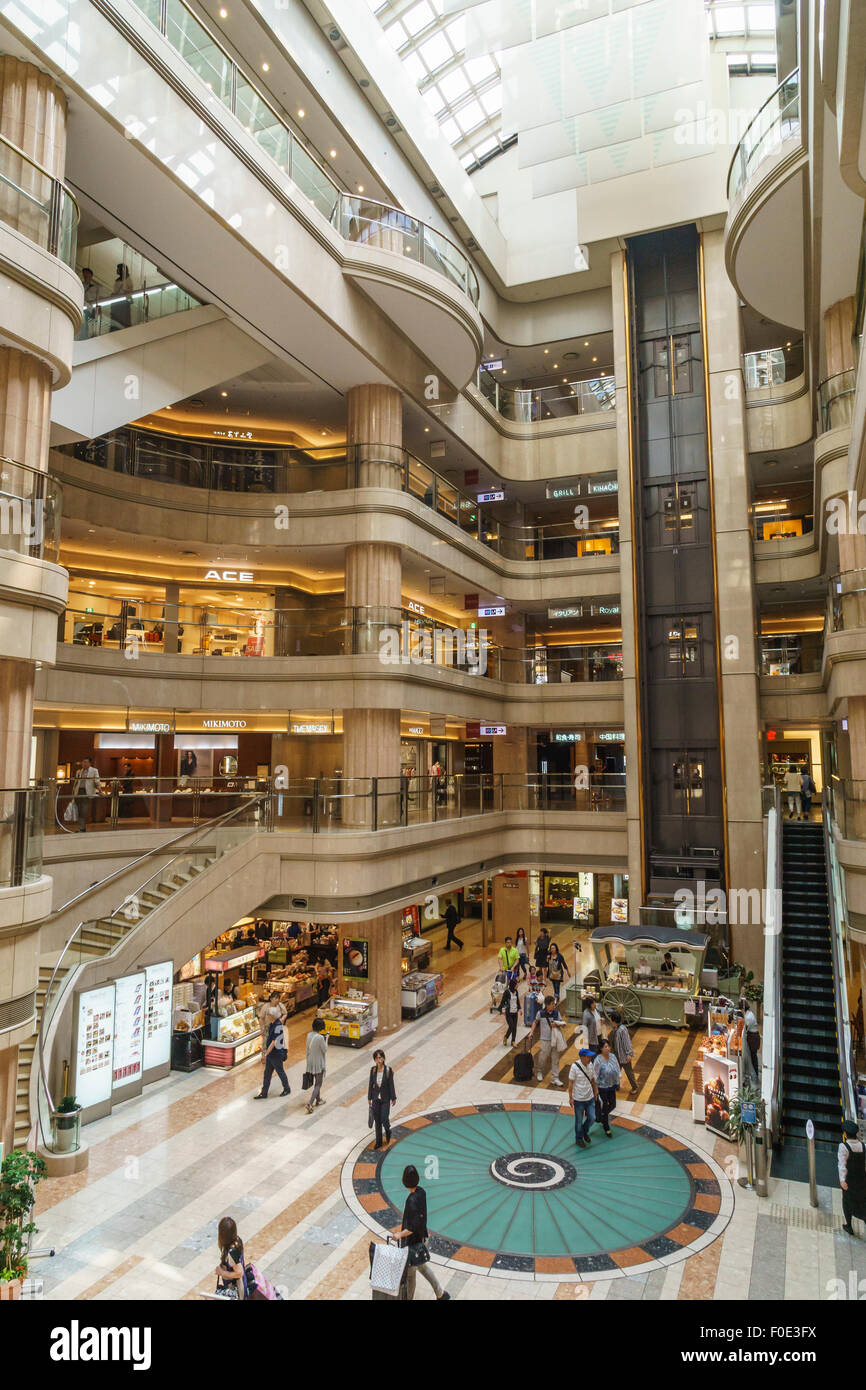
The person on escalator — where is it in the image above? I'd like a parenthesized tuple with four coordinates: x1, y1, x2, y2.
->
(784, 765, 803, 819)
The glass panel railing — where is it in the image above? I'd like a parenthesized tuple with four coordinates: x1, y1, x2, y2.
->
(0, 787, 46, 888)
(335, 194, 479, 305)
(477, 367, 615, 421)
(728, 68, 800, 201)
(818, 369, 856, 432)
(236, 76, 289, 171)
(51, 776, 267, 834)
(759, 635, 824, 675)
(76, 235, 201, 340)
(164, 0, 233, 103)
(0, 131, 78, 266)
(291, 140, 340, 220)
(743, 341, 804, 390)
(0, 458, 62, 563)
(829, 570, 866, 631)
(56, 431, 619, 562)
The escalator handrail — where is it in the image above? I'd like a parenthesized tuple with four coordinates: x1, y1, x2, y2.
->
(761, 784, 783, 1138)
(823, 790, 858, 1120)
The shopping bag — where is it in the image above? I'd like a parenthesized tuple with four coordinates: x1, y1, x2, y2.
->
(244, 1260, 283, 1300)
(553, 1025, 568, 1054)
(302, 1071, 314, 1090)
(63, 802, 78, 823)
(369, 1239, 408, 1296)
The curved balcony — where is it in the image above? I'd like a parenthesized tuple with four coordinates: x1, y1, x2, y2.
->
(818, 369, 856, 433)
(475, 367, 615, 425)
(0, 785, 52, 931)
(0, 459, 67, 664)
(725, 70, 807, 329)
(0, 131, 78, 268)
(58, 432, 620, 565)
(129, 0, 479, 316)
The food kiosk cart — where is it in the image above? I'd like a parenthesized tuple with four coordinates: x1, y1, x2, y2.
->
(586, 924, 710, 1028)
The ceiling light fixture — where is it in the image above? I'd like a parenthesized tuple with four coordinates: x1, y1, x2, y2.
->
(262, 62, 270, 72)
(220, 391, 228, 398)
(219, 5, 227, 16)
(330, 149, 337, 158)
(297, 108, 305, 118)
(357, 184, 364, 192)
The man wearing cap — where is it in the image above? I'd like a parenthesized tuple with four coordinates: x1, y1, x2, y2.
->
(839, 1118, 865, 1236)
(567, 1047, 598, 1149)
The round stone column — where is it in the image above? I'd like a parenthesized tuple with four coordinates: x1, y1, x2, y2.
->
(338, 910, 404, 1033)
(347, 382, 403, 487)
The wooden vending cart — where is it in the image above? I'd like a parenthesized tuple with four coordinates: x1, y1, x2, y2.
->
(586, 924, 710, 1028)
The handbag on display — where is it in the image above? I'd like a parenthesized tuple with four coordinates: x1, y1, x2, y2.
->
(302, 1071, 314, 1090)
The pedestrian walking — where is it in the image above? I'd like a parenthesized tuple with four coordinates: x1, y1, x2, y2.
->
(592, 1039, 621, 1137)
(528, 994, 566, 1086)
(839, 1119, 865, 1236)
(368, 1048, 396, 1149)
(740, 996, 761, 1086)
(515, 927, 530, 978)
(610, 1013, 639, 1093)
(498, 976, 520, 1046)
(546, 942, 570, 1002)
(800, 768, 817, 820)
(582, 995, 603, 1053)
(443, 901, 464, 951)
(784, 764, 802, 819)
(304, 1016, 328, 1113)
(254, 1011, 291, 1098)
(72, 756, 101, 831)
(567, 1048, 598, 1148)
(394, 1165, 451, 1300)
(533, 926, 551, 973)
(215, 1216, 248, 1298)
(497, 936, 519, 975)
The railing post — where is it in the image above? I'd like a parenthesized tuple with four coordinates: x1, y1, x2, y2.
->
(158, 0, 167, 33)
(47, 180, 61, 259)
(432, 776, 438, 823)
(372, 777, 378, 832)
(498, 774, 504, 812)
(109, 780, 120, 829)
(312, 778, 320, 833)
(11, 789, 27, 887)
(402, 775, 409, 828)
(457, 774, 462, 820)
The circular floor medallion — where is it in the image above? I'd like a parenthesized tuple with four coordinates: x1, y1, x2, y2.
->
(342, 1102, 733, 1282)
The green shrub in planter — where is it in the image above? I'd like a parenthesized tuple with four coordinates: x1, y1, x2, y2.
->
(0, 1149, 45, 1285)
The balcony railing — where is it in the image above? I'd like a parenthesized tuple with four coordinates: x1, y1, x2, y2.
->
(743, 340, 804, 390)
(0, 787, 46, 886)
(0, 458, 62, 563)
(59, 602, 624, 682)
(51, 774, 626, 835)
(818, 369, 856, 433)
(59, 432, 620, 562)
(728, 67, 800, 201)
(130, 0, 479, 305)
(0, 131, 78, 266)
(759, 635, 823, 676)
(76, 236, 201, 339)
(829, 777, 866, 843)
(477, 367, 615, 421)
(830, 570, 866, 631)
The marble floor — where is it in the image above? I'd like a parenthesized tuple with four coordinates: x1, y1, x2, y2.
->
(29, 921, 866, 1301)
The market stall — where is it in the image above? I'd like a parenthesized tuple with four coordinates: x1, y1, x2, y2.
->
(316, 991, 378, 1047)
(401, 970, 444, 1019)
(692, 1003, 742, 1140)
(198, 942, 265, 1067)
(586, 924, 710, 1028)
(402, 921, 432, 973)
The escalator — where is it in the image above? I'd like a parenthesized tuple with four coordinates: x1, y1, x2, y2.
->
(774, 819, 845, 1184)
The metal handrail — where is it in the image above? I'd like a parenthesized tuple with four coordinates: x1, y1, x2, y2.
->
(0, 130, 80, 264)
(333, 193, 480, 306)
(477, 366, 615, 417)
(36, 794, 267, 1142)
(727, 67, 800, 199)
(824, 789, 858, 1121)
(761, 783, 783, 1140)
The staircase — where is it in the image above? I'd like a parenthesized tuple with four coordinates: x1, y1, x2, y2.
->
(775, 819, 845, 1184)
(13, 852, 218, 1149)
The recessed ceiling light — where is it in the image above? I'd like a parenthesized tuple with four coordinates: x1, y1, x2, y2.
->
(553, 363, 558, 368)
(220, 391, 228, 398)
(329, 149, 337, 158)
(592, 356, 597, 362)
(584, 340, 589, 346)
(262, 62, 269, 72)
(543, 348, 549, 354)
(424, 427, 429, 432)
(357, 184, 364, 192)
(219, 6, 227, 16)
(297, 108, 305, 118)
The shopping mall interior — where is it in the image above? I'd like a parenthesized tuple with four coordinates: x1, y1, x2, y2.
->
(0, 0, 866, 1322)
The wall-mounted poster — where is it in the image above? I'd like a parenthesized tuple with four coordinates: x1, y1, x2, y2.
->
(342, 938, 369, 982)
(74, 984, 115, 1109)
(143, 961, 172, 1071)
(112, 971, 145, 1090)
(611, 898, 629, 923)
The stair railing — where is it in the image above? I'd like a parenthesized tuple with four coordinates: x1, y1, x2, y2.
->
(35, 794, 269, 1149)
(823, 790, 858, 1120)
(761, 783, 784, 1140)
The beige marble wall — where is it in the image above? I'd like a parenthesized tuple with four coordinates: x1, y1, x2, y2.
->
(338, 909, 403, 1033)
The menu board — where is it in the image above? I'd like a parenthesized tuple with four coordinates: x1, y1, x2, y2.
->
(112, 971, 145, 1090)
(74, 984, 115, 1109)
(143, 961, 173, 1071)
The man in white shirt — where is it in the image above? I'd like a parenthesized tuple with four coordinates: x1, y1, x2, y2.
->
(73, 757, 101, 832)
(567, 1048, 598, 1148)
(784, 765, 802, 819)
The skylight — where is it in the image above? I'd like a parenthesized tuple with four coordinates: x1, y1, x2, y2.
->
(370, 0, 507, 171)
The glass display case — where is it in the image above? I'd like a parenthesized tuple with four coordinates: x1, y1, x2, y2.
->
(401, 970, 444, 1019)
(317, 992, 378, 1047)
(203, 1004, 262, 1068)
(402, 925, 432, 972)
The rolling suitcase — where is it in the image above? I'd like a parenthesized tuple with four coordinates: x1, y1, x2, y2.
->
(513, 1041, 534, 1082)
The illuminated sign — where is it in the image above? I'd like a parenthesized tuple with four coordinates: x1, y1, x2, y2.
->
(548, 606, 582, 620)
(480, 724, 507, 736)
(127, 720, 173, 735)
(545, 484, 579, 500)
(595, 603, 620, 617)
(477, 490, 505, 503)
(588, 478, 618, 495)
(407, 601, 425, 615)
(478, 605, 506, 617)
(212, 428, 253, 440)
(407, 726, 425, 735)
(291, 723, 330, 734)
(204, 570, 254, 582)
(202, 718, 247, 729)
(598, 731, 625, 742)
(553, 732, 582, 743)
(483, 359, 504, 371)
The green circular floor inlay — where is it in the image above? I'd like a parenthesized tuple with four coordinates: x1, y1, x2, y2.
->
(379, 1108, 692, 1258)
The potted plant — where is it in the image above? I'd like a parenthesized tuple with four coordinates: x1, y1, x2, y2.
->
(54, 1094, 81, 1153)
(726, 1083, 762, 1185)
(0, 1149, 45, 1300)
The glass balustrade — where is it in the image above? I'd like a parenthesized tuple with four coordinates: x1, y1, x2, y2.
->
(57, 432, 620, 561)
(818, 370, 856, 433)
(0, 786, 46, 885)
(728, 68, 800, 200)
(76, 233, 201, 340)
(742, 340, 804, 390)
(0, 459, 62, 563)
(829, 571, 866, 632)
(477, 367, 615, 421)
(759, 634, 824, 676)
(0, 131, 78, 266)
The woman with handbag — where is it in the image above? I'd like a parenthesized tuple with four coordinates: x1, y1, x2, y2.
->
(368, 1048, 396, 1149)
(215, 1216, 248, 1299)
(393, 1165, 451, 1301)
(546, 942, 570, 1003)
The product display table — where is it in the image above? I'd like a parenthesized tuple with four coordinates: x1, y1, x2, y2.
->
(343, 1103, 732, 1283)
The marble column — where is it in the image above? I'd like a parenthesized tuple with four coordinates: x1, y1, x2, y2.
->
(347, 382, 403, 488)
(338, 910, 403, 1033)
